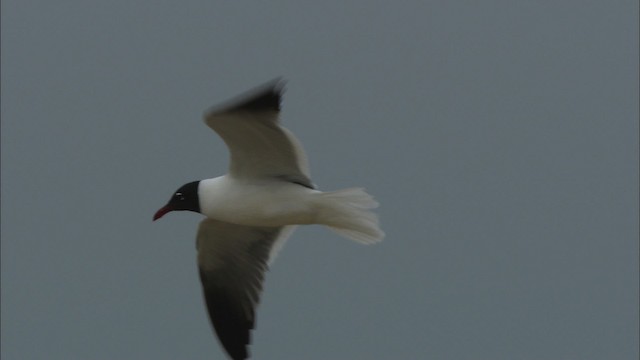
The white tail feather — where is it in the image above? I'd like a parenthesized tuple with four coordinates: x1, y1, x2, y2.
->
(317, 188, 385, 244)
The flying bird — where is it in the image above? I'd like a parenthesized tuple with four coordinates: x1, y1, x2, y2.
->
(153, 79, 384, 360)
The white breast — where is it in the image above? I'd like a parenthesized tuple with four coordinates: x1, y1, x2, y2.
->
(198, 176, 320, 227)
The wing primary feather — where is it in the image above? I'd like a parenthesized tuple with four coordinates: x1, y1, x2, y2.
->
(207, 78, 285, 115)
(199, 269, 253, 360)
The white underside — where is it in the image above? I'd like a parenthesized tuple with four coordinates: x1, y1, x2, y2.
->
(199, 176, 320, 226)
(198, 175, 384, 244)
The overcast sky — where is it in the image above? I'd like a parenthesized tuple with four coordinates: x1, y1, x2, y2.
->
(2, 1, 638, 359)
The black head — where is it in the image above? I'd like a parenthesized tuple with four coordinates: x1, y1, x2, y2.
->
(153, 181, 201, 221)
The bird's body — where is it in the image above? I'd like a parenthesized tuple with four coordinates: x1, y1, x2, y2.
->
(199, 175, 320, 226)
(154, 79, 384, 360)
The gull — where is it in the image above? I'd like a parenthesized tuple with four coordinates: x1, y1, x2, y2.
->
(153, 79, 384, 359)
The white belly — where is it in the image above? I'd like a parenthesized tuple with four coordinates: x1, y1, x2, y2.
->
(198, 176, 320, 226)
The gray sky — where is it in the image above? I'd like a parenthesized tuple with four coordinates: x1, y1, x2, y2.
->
(2, 1, 638, 359)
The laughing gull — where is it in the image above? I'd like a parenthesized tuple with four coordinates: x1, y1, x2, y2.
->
(153, 79, 384, 359)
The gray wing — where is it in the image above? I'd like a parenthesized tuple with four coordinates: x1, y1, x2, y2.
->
(203, 79, 313, 188)
(196, 218, 296, 360)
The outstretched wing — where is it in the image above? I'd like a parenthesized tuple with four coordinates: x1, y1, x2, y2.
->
(196, 218, 296, 360)
(204, 79, 313, 188)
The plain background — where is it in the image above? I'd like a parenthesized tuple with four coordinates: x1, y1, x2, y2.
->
(2, 1, 638, 359)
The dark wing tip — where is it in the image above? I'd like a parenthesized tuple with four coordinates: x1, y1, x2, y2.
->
(209, 77, 286, 114)
(199, 270, 253, 360)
